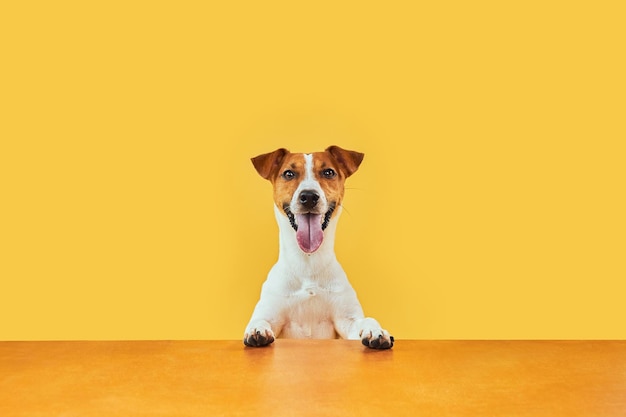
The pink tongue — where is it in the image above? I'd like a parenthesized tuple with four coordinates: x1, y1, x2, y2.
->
(295, 213, 324, 253)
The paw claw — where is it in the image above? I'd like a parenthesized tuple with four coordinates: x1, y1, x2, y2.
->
(361, 331, 394, 349)
(244, 328, 275, 347)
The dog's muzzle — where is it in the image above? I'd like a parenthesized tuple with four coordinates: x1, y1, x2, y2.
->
(283, 199, 336, 254)
(283, 202, 336, 232)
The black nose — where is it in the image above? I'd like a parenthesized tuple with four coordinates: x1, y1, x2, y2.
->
(299, 190, 319, 209)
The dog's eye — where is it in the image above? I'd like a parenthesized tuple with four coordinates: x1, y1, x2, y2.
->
(282, 170, 295, 180)
(322, 168, 336, 179)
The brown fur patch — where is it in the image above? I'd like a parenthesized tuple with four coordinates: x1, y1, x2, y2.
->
(251, 147, 364, 222)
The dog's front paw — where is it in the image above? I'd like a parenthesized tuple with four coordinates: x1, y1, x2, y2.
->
(243, 327, 275, 347)
(360, 329, 394, 349)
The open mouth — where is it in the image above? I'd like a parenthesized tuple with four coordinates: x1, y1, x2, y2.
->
(283, 202, 336, 253)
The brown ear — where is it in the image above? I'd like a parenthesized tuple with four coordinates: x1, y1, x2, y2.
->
(326, 145, 364, 178)
(251, 148, 289, 180)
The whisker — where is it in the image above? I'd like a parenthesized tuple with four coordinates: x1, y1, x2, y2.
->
(339, 203, 352, 217)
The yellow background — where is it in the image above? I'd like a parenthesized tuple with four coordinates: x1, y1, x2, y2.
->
(1, 1, 624, 340)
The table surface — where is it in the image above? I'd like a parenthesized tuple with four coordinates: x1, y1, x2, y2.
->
(1, 339, 626, 417)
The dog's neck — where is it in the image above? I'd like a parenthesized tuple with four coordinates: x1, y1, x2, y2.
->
(274, 204, 341, 272)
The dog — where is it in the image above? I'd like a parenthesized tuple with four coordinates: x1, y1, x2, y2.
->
(244, 145, 394, 349)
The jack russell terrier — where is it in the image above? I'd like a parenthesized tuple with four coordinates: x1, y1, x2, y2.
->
(244, 145, 394, 349)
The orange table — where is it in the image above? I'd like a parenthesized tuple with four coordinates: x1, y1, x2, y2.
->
(2, 340, 625, 416)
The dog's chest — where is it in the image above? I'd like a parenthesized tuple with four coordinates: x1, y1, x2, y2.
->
(280, 280, 338, 338)
(291, 280, 326, 298)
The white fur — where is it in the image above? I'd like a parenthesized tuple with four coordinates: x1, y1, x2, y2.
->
(289, 153, 328, 213)
(244, 153, 392, 347)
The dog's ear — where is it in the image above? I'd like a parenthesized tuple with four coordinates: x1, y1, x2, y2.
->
(326, 146, 364, 178)
(251, 148, 289, 180)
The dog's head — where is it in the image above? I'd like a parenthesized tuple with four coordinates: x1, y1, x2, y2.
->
(251, 146, 364, 254)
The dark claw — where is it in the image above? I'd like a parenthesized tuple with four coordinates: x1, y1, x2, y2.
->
(362, 334, 394, 350)
(243, 331, 275, 347)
